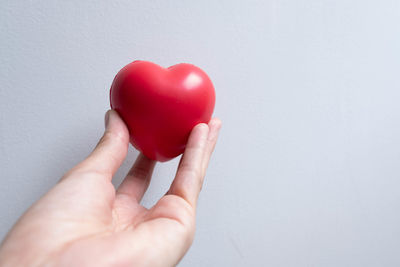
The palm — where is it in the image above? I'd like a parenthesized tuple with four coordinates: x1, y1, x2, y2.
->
(0, 111, 221, 267)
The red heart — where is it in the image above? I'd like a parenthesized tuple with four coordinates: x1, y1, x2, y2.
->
(110, 61, 216, 162)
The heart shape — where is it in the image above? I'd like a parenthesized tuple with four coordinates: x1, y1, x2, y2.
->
(110, 61, 216, 162)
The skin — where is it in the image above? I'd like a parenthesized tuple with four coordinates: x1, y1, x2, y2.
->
(0, 110, 221, 267)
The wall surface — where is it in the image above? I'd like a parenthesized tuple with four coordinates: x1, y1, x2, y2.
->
(1, 1, 400, 266)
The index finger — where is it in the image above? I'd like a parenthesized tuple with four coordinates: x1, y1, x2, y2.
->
(168, 119, 221, 207)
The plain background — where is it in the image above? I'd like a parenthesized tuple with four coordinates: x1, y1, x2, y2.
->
(1, 1, 400, 266)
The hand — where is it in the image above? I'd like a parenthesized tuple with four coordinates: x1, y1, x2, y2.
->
(0, 110, 221, 267)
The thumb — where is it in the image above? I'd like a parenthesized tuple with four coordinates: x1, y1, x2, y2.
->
(77, 110, 130, 179)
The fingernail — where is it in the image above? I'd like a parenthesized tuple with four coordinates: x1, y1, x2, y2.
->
(104, 110, 111, 129)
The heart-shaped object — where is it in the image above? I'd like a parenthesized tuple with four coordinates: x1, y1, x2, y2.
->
(110, 60, 215, 162)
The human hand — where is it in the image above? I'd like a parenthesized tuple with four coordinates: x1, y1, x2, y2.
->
(0, 110, 221, 267)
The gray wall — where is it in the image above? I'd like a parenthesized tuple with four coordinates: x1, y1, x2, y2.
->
(1, 1, 400, 266)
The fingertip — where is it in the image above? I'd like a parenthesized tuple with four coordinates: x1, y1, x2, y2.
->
(209, 118, 222, 130)
(190, 123, 209, 140)
(195, 122, 209, 131)
(104, 109, 112, 128)
(105, 110, 129, 141)
(107, 109, 124, 126)
(206, 118, 221, 142)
